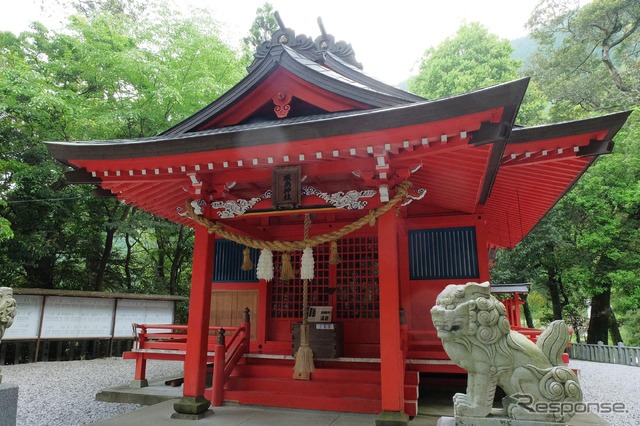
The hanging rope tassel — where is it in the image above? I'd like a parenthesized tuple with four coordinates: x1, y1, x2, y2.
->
(294, 214, 315, 380)
(256, 249, 274, 282)
(280, 252, 295, 281)
(293, 320, 314, 379)
(241, 247, 253, 271)
(329, 240, 340, 265)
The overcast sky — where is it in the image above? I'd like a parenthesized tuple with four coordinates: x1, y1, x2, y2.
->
(1, 0, 547, 84)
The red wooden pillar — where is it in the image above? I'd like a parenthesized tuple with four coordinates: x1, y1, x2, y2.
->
(377, 209, 408, 424)
(513, 294, 523, 327)
(172, 225, 214, 419)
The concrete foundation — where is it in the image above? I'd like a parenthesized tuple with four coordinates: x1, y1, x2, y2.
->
(172, 395, 212, 418)
(376, 410, 410, 426)
(437, 411, 610, 426)
(0, 383, 19, 426)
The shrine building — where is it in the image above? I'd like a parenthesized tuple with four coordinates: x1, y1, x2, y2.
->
(46, 17, 630, 425)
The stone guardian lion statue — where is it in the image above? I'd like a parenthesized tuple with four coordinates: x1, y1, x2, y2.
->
(430, 282, 582, 423)
(0, 286, 17, 384)
(0, 287, 17, 340)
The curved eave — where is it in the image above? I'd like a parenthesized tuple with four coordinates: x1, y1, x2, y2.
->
(161, 45, 413, 136)
(46, 78, 529, 163)
(484, 111, 631, 248)
(45, 79, 528, 226)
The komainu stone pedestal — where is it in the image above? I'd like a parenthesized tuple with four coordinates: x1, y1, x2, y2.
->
(0, 383, 19, 426)
(437, 410, 610, 426)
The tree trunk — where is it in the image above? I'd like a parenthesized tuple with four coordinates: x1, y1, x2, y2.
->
(24, 256, 56, 289)
(547, 276, 564, 320)
(94, 203, 131, 292)
(124, 232, 134, 292)
(168, 225, 185, 295)
(609, 309, 623, 346)
(520, 294, 534, 328)
(586, 286, 611, 344)
(94, 227, 115, 292)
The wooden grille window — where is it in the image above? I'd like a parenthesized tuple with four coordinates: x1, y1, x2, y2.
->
(336, 237, 379, 319)
(270, 243, 330, 318)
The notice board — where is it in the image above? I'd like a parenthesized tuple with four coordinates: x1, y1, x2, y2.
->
(113, 299, 174, 337)
(2, 295, 43, 340)
(40, 296, 115, 338)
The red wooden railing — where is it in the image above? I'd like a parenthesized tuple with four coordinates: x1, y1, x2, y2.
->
(125, 307, 251, 403)
(211, 308, 251, 406)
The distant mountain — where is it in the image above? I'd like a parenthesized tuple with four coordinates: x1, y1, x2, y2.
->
(511, 36, 538, 68)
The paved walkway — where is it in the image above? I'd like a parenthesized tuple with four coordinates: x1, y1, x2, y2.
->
(94, 376, 444, 425)
(93, 375, 608, 426)
(93, 400, 441, 425)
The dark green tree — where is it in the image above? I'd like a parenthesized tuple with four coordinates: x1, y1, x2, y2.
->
(527, 0, 640, 112)
(0, 0, 244, 293)
(242, 2, 278, 64)
(409, 22, 522, 99)
(523, 0, 640, 344)
(409, 22, 547, 126)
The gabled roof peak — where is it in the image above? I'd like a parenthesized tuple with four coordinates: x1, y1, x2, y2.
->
(248, 11, 362, 73)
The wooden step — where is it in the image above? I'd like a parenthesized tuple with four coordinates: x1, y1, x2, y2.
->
(405, 399, 418, 417)
(407, 351, 450, 360)
(404, 370, 419, 417)
(227, 376, 382, 399)
(215, 358, 420, 416)
(232, 363, 381, 384)
(216, 389, 382, 414)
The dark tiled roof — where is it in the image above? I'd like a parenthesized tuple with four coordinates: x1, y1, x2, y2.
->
(46, 78, 529, 161)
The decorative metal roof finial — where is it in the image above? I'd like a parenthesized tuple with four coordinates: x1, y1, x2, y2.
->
(273, 11, 291, 45)
(314, 17, 363, 69)
(317, 17, 327, 37)
(274, 11, 286, 31)
(316, 17, 331, 51)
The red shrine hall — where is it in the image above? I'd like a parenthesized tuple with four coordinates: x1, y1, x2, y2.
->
(46, 17, 630, 423)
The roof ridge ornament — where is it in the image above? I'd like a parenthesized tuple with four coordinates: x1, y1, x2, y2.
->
(249, 11, 320, 72)
(315, 17, 362, 70)
(248, 11, 362, 72)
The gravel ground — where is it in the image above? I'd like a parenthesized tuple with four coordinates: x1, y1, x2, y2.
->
(2, 358, 183, 426)
(1, 358, 638, 425)
(570, 360, 640, 426)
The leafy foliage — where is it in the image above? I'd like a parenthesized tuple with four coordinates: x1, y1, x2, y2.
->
(409, 22, 521, 99)
(0, 0, 245, 294)
(527, 0, 640, 111)
(496, 0, 640, 343)
(408, 22, 547, 126)
(243, 2, 278, 55)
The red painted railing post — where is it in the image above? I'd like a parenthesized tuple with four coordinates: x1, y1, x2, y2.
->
(133, 325, 147, 383)
(241, 307, 251, 355)
(136, 324, 147, 349)
(211, 328, 226, 406)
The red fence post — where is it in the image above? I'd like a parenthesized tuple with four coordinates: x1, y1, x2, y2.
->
(211, 328, 226, 406)
(132, 324, 148, 388)
(241, 307, 251, 355)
